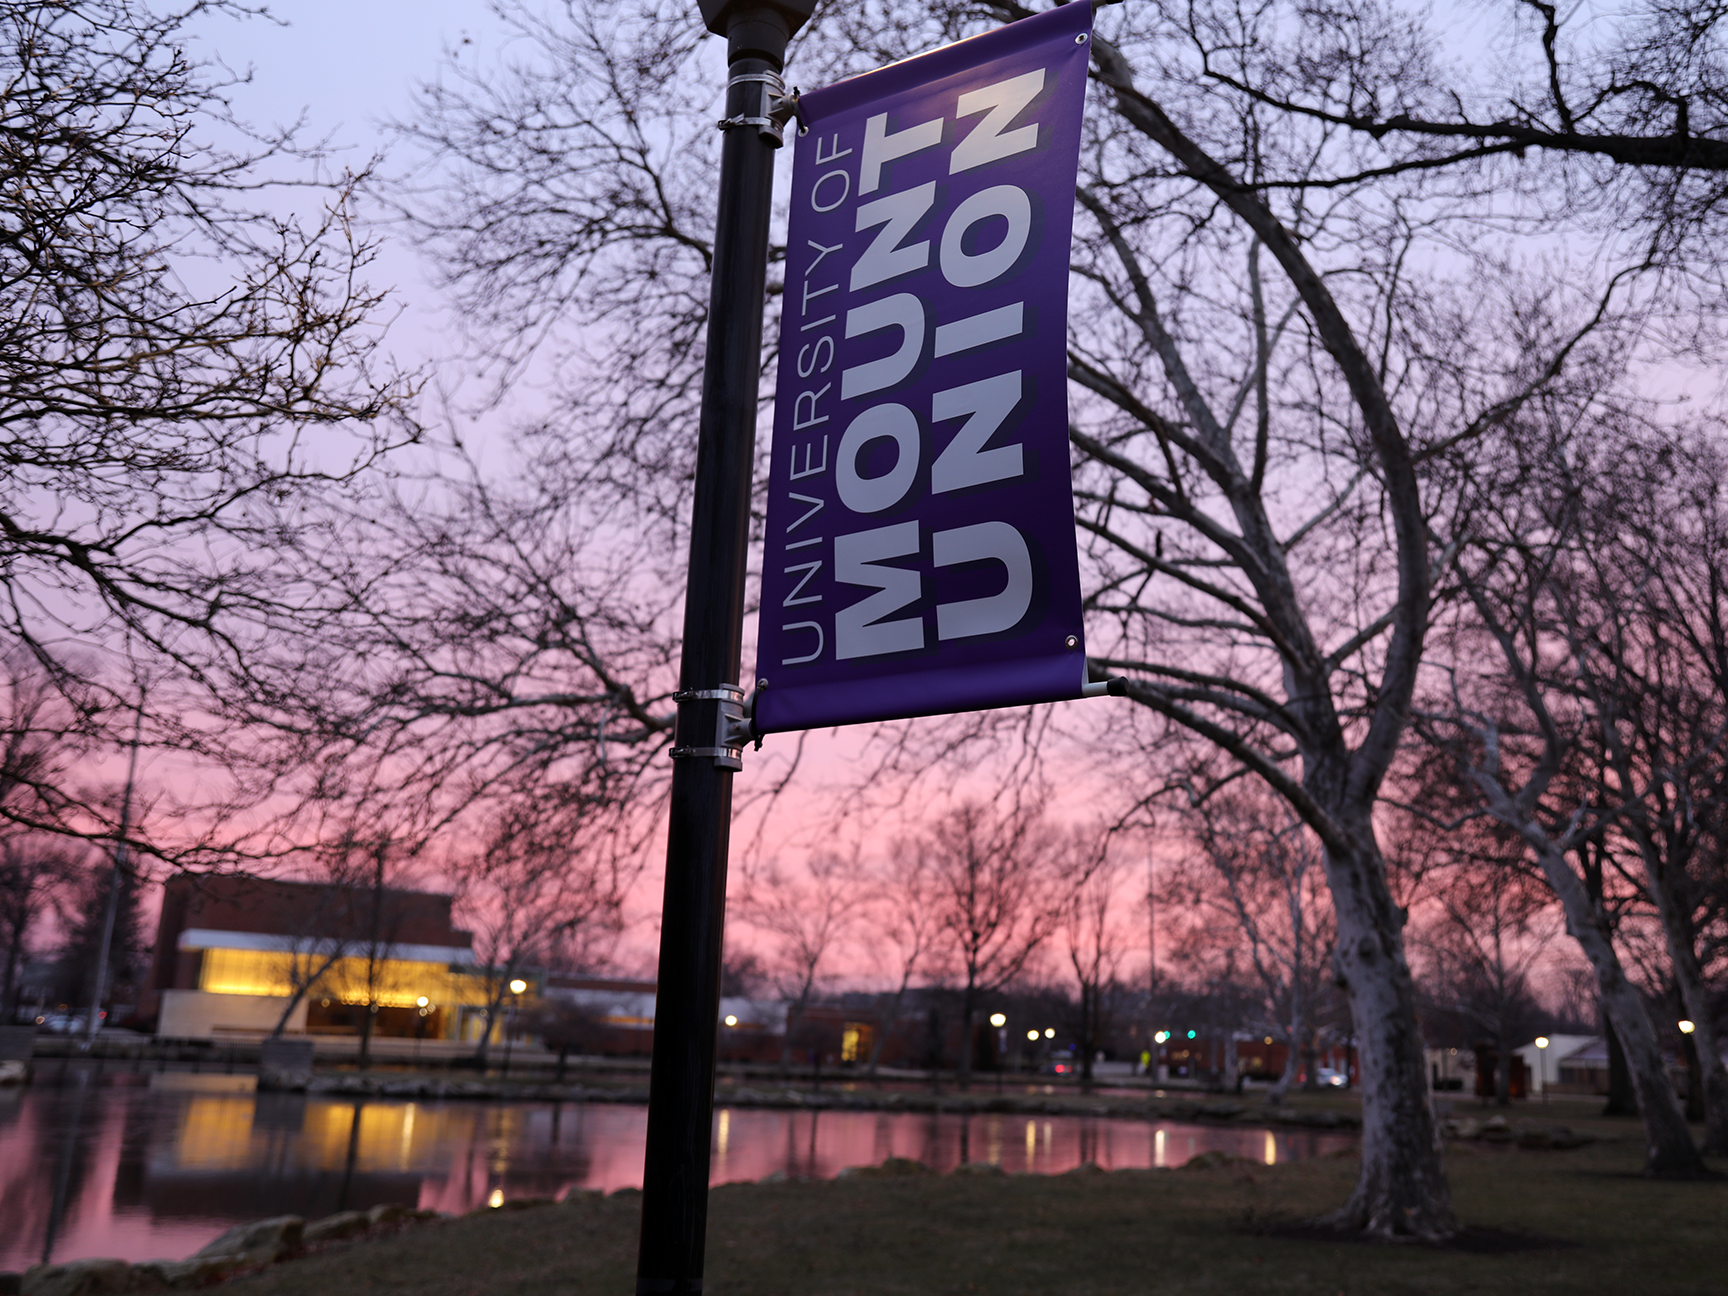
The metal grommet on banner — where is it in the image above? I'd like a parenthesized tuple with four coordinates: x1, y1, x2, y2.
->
(1076, 33, 1088, 42)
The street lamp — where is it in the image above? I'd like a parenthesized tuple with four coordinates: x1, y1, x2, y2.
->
(635, 1, 816, 1293)
(1679, 1020, 1696, 1034)
(503, 979, 528, 1079)
(989, 1013, 1007, 1028)
(1535, 1036, 1549, 1104)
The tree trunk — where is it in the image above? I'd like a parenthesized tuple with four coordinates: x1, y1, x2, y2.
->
(1647, 877, 1728, 1153)
(1317, 830, 1456, 1240)
(865, 988, 904, 1077)
(358, 1000, 376, 1071)
(1681, 1029, 1706, 1124)
(779, 1006, 796, 1072)
(1495, 1032, 1513, 1107)
(269, 951, 344, 1039)
(269, 987, 305, 1040)
(474, 995, 499, 1069)
(1522, 842, 1704, 1175)
(1266, 1029, 1295, 1105)
(1079, 985, 1096, 1091)
(957, 983, 976, 1091)
(1604, 1013, 1637, 1116)
(2, 936, 20, 1018)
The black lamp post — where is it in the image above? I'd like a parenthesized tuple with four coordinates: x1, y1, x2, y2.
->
(635, 3, 814, 1293)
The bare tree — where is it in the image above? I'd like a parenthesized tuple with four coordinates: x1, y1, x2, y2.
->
(913, 800, 1070, 1088)
(1059, 828, 1128, 1091)
(394, 0, 1691, 1237)
(0, 650, 102, 841)
(452, 797, 628, 1069)
(1431, 414, 1717, 1174)
(1190, 0, 1728, 254)
(1563, 455, 1728, 1157)
(261, 841, 384, 1041)
(860, 841, 945, 1076)
(0, 653, 92, 1016)
(739, 849, 866, 1071)
(1174, 783, 1338, 1103)
(1, 0, 417, 776)
(1417, 864, 1556, 1107)
(0, 836, 74, 1019)
(232, 419, 688, 906)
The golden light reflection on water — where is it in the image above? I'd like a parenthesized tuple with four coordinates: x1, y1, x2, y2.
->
(173, 1095, 466, 1174)
(8, 1084, 1363, 1272)
(175, 1097, 254, 1168)
(487, 1106, 517, 1175)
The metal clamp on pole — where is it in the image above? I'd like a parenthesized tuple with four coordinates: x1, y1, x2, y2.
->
(716, 69, 800, 145)
(669, 683, 752, 769)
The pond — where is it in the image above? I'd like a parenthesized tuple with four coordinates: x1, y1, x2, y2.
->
(0, 1071, 1355, 1271)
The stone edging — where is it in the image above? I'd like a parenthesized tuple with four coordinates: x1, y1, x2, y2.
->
(4, 1121, 1605, 1296)
(2, 1152, 1286, 1296)
(4, 1202, 443, 1296)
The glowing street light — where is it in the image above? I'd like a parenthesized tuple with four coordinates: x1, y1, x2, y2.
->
(1044, 1028, 1055, 1039)
(509, 978, 528, 996)
(1679, 1020, 1697, 1035)
(417, 996, 429, 1008)
(989, 1013, 1007, 1028)
(1026, 1029, 1040, 1042)
(1535, 1036, 1550, 1103)
(724, 1015, 738, 1027)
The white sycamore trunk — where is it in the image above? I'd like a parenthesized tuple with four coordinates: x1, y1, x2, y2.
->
(1644, 863, 1728, 1156)
(1318, 827, 1455, 1238)
(1508, 824, 1705, 1175)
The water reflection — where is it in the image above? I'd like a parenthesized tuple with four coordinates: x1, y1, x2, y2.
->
(0, 1074, 1354, 1269)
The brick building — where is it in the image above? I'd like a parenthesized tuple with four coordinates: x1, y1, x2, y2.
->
(143, 873, 497, 1040)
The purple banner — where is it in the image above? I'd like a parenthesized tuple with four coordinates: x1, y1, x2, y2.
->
(754, 3, 1092, 734)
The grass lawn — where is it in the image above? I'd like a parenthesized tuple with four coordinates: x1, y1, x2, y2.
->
(222, 1121, 1727, 1296)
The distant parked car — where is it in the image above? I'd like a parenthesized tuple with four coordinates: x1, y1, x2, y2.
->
(1315, 1066, 1349, 1088)
(37, 1014, 86, 1034)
